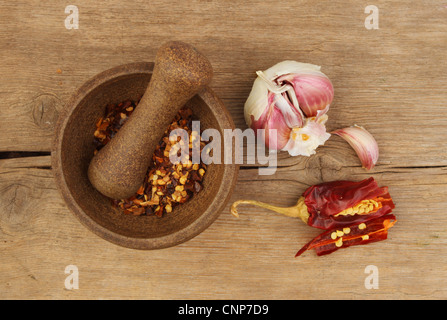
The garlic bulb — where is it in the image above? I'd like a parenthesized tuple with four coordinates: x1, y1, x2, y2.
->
(245, 61, 334, 156)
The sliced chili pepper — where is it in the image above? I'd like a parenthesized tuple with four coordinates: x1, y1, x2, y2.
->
(303, 177, 395, 229)
(295, 214, 396, 257)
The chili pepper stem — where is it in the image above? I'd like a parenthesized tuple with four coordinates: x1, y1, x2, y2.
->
(230, 197, 309, 224)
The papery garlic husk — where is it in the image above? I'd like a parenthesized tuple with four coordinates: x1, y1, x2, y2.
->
(245, 61, 334, 156)
(332, 125, 379, 170)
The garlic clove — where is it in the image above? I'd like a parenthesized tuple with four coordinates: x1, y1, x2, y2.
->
(263, 60, 323, 79)
(246, 83, 297, 151)
(273, 92, 304, 128)
(276, 72, 334, 118)
(244, 77, 269, 127)
(249, 100, 291, 150)
(265, 60, 334, 118)
(332, 125, 379, 170)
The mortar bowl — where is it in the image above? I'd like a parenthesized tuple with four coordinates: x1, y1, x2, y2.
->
(52, 62, 238, 249)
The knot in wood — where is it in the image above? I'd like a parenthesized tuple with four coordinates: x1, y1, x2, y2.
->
(32, 94, 60, 130)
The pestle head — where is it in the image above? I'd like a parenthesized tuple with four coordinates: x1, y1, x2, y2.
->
(87, 41, 213, 199)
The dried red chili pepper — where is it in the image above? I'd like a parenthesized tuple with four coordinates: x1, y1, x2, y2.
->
(295, 214, 396, 257)
(230, 177, 397, 257)
(302, 177, 395, 229)
(231, 177, 395, 230)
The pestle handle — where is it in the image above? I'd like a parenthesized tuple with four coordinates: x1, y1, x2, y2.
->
(88, 41, 213, 199)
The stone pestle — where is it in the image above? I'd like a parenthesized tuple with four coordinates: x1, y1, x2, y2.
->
(88, 41, 213, 200)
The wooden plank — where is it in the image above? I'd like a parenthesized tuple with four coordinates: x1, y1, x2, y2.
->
(0, 1, 446, 166)
(0, 156, 446, 299)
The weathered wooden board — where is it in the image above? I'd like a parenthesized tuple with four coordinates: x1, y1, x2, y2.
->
(1, 0, 446, 299)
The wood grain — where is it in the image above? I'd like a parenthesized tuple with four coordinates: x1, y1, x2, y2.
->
(1, 0, 447, 299)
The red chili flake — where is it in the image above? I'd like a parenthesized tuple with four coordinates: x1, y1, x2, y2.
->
(93, 99, 208, 217)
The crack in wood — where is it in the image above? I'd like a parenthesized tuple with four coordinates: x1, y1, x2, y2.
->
(1, 153, 446, 174)
(389, 165, 447, 170)
(239, 164, 447, 171)
(0, 151, 51, 159)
